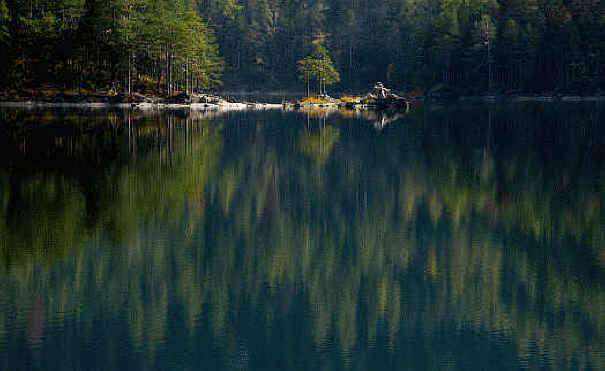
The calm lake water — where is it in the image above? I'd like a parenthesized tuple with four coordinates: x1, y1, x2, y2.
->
(0, 104, 603, 370)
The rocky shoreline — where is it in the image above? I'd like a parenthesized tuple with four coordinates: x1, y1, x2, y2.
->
(1, 83, 602, 111)
(0, 101, 284, 111)
(0, 91, 284, 111)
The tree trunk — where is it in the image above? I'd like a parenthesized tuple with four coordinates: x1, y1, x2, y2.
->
(166, 48, 170, 95)
(128, 53, 131, 95)
(307, 76, 309, 97)
(185, 58, 188, 95)
(157, 57, 162, 94)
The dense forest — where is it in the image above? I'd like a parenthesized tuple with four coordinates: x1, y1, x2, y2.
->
(1, 0, 604, 94)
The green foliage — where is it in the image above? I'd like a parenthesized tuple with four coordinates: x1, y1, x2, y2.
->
(2, 0, 604, 93)
(2, 0, 230, 93)
(297, 43, 340, 95)
(0, 0, 9, 47)
(210, 0, 604, 93)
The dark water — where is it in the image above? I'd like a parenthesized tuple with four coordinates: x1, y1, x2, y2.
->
(0, 104, 603, 370)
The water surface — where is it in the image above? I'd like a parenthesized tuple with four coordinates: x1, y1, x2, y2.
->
(0, 104, 603, 370)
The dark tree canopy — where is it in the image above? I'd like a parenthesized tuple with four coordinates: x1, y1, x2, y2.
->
(1, 0, 604, 94)
(214, 0, 604, 93)
(0, 0, 234, 95)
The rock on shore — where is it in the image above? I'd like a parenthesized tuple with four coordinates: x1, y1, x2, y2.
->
(290, 83, 411, 111)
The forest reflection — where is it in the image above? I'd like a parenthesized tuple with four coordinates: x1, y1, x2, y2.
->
(0, 105, 603, 370)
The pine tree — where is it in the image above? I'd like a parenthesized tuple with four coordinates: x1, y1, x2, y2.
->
(297, 43, 340, 96)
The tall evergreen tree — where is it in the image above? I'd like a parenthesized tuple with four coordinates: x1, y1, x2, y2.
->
(1, 0, 604, 94)
(297, 42, 339, 95)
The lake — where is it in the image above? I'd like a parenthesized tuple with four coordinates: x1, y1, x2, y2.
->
(0, 104, 603, 370)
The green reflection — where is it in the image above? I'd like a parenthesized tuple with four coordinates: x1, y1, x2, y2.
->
(0, 105, 603, 370)
(299, 125, 340, 167)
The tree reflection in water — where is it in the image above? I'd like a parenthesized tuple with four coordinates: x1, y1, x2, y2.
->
(0, 104, 603, 370)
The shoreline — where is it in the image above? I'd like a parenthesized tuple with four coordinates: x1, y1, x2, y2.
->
(456, 95, 605, 103)
(0, 94, 603, 110)
(0, 101, 285, 110)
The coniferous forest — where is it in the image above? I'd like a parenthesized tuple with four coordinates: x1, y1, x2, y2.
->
(0, 0, 604, 95)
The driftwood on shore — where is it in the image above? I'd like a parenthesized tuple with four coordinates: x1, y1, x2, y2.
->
(361, 82, 410, 110)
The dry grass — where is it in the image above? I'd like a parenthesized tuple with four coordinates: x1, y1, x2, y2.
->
(301, 96, 333, 104)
